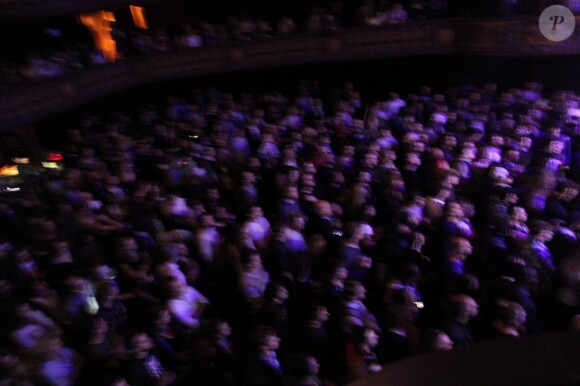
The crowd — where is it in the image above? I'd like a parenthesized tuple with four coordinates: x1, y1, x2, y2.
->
(1, 1, 447, 89)
(1, 78, 580, 386)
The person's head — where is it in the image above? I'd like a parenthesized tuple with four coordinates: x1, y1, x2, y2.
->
(549, 125, 561, 138)
(288, 212, 306, 231)
(38, 332, 65, 357)
(266, 281, 289, 302)
(449, 294, 479, 320)
(501, 188, 519, 205)
(399, 261, 420, 284)
(14, 301, 34, 322)
(352, 326, 380, 349)
(247, 252, 263, 269)
(345, 280, 366, 301)
(254, 326, 280, 353)
(165, 242, 188, 262)
(460, 145, 477, 162)
(96, 281, 120, 304)
(284, 354, 320, 381)
(391, 286, 417, 306)
(445, 200, 464, 219)
(248, 205, 264, 220)
(307, 302, 330, 323)
(285, 184, 299, 200)
(200, 213, 215, 228)
(165, 277, 187, 297)
(127, 331, 154, 357)
(301, 173, 316, 189)
(510, 206, 528, 223)
(302, 161, 317, 174)
(363, 152, 379, 168)
(213, 320, 232, 338)
(448, 237, 473, 260)
(242, 170, 256, 184)
(419, 329, 453, 352)
(330, 262, 348, 281)
(315, 200, 333, 217)
(495, 299, 527, 329)
(117, 237, 139, 262)
(355, 223, 374, 244)
(13, 247, 33, 266)
(383, 148, 397, 162)
(149, 305, 171, 327)
(442, 133, 457, 149)
(534, 227, 554, 243)
(352, 183, 369, 206)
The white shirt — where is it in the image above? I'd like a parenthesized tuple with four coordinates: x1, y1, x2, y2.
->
(168, 286, 210, 328)
(242, 217, 271, 243)
(196, 227, 220, 262)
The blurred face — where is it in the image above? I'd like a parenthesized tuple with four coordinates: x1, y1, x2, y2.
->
(435, 333, 453, 350)
(365, 153, 379, 168)
(537, 229, 554, 243)
(302, 174, 316, 187)
(249, 253, 262, 268)
(317, 201, 333, 217)
(157, 309, 171, 325)
(364, 329, 379, 348)
(293, 215, 306, 230)
(47, 335, 64, 353)
(277, 286, 289, 301)
(132, 333, 154, 352)
(122, 239, 139, 261)
(383, 149, 397, 163)
(359, 171, 372, 184)
(16, 303, 33, 320)
(447, 202, 464, 218)
(216, 321, 232, 337)
(444, 135, 457, 148)
(356, 283, 366, 300)
(316, 306, 330, 322)
(167, 279, 185, 296)
(548, 140, 564, 154)
(459, 239, 473, 256)
(201, 214, 215, 227)
(307, 356, 320, 375)
(303, 162, 316, 174)
(250, 206, 263, 219)
(513, 307, 527, 328)
(336, 266, 348, 280)
(287, 186, 299, 200)
(267, 335, 281, 351)
(466, 298, 479, 318)
(462, 147, 476, 161)
(513, 207, 528, 222)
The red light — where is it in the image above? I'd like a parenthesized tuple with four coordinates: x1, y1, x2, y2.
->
(47, 153, 63, 161)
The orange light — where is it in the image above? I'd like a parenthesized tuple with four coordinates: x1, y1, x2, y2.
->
(130, 6, 148, 30)
(0, 165, 19, 177)
(103, 11, 116, 22)
(79, 11, 117, 61)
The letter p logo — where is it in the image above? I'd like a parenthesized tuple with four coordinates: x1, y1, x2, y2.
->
(550, 15, 565, 30)
(540, 5, 575, 41)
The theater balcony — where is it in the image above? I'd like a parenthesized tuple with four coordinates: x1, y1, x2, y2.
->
(1, 16, 580, 132)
